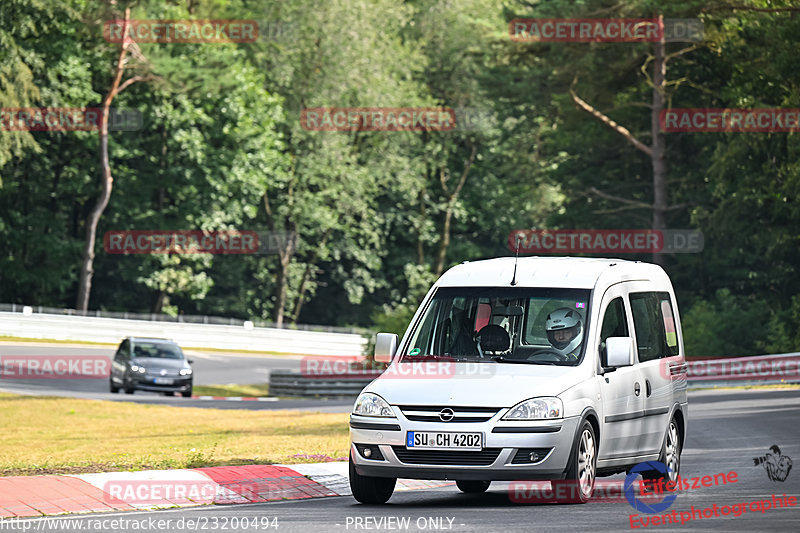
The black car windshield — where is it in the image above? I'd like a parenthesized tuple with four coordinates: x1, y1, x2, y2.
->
(132, 342, 184, 360)
(402, 287, 591, 366)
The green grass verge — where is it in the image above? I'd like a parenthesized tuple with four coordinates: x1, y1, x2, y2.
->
(182, 346, 306, 357)
(0, 393, 348, 477)
(192, 384, 270, 397)
(0, 336, 116, 346)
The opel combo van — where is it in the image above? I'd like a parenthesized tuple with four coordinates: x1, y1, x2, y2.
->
(349, 257, 688, 504)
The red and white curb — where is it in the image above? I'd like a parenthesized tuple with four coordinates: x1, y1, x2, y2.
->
(0, 463, 453, 518)
(287, 462, 453, 496)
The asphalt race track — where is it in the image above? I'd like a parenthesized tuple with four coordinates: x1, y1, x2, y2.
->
(5, 388, 800, 532)
(0, 342, 352, 412)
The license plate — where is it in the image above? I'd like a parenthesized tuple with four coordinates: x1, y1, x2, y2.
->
(154, 377, 173, 385)
(406, 431, 482, 450)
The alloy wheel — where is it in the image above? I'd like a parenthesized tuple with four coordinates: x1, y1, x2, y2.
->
(577, 428, 596, 497)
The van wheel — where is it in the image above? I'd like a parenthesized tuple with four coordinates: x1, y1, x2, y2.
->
(558, 420, 596, 504)
(644, 418, 681, 483)
(349, 453, 395, 504)
(456, 480, 490, 493)
(109, 379, 119, 393)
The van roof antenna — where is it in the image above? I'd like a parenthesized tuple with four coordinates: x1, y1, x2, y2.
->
(510, 234, 521, 286)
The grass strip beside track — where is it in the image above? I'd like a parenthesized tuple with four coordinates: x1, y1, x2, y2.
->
(0, 336, 115, 346)
(191, 384, 271, 397)
(0, 393, 349, 477)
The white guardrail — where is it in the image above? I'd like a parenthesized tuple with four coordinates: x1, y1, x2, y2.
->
(0, 311, 368, 356)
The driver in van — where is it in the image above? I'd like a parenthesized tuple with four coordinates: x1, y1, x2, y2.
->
(545, 308, 584, 360)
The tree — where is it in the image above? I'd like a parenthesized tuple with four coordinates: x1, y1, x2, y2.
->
(246, 0, 430, 327)
(567, 14, 698, 266)
(75, 7, 154, 310)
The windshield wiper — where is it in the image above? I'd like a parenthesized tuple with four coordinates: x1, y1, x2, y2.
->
(402, 355, 472, 362)
(490, 356, 562, 366)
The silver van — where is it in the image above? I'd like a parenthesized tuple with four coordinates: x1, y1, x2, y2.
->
(349, 257, 688, 503)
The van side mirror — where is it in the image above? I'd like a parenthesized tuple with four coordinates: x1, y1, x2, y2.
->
(605, 337, 634, 368)
(374, 333, 398, 363)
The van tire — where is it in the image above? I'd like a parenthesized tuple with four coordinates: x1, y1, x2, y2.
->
(643, 417, 681, 483)
(456, 480, 491, 493)
(349, 453, 396, 504)
(558, 420, 596, 504)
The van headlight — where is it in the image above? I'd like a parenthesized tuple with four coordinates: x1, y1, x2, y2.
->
(179, 369, 192, 376)
(503, 397, 563, 420)
(353, 393, 395, 418)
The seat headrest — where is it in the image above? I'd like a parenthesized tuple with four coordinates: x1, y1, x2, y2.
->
(477, 324, 510, 352)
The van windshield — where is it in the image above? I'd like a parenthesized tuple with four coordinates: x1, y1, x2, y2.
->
(402, 287, 591, 366)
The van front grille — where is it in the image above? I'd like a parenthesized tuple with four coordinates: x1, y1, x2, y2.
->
(398, 405, 500, 423)
(391, 447, 501, 466)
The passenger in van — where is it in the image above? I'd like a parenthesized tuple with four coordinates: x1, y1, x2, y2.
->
(545, 308, 584, 360)
(446, 307, 479, 357)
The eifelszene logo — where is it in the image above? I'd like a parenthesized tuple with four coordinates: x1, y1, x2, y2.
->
(624, 461, 677, 514)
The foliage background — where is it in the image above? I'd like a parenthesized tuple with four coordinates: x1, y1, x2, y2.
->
(1, 0, 798, 356)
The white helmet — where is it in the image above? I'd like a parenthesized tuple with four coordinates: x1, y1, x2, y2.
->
(545, 307, 583, 355)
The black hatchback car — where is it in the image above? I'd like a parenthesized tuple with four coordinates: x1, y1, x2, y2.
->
(109, 337, 193, 397)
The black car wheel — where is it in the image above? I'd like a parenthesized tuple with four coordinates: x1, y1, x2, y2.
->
(109, 378, 119, 393)
(181, 387, 192, 398)
(642, 417, 681, 485)
(557, 420, 596, 504)
(349, 453, 395, 504)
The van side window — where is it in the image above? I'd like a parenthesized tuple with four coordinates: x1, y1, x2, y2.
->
(630, 292, 680, 362)
(601, 298, 628, 342)
(599, 297, 628, 366)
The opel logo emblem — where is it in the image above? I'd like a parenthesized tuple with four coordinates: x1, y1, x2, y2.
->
(439, 408, 455, 422)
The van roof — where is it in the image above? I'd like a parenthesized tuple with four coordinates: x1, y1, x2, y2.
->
(437, 256, 665, 290)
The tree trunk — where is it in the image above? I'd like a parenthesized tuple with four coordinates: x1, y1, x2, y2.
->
(433, 144, 476, 277)
(416, 187, 426, 265)
(75, 9, 152, 310)
(291, 229, 329, 324)
(262, 187, 296, 328)
(290, 262, 313, 325)
(274, 249, 290, 327)
(152, 290, 165, 314)
(651, 16, 668, 266)
(75, 9, 132, 310)
(434, 204, 454, 277)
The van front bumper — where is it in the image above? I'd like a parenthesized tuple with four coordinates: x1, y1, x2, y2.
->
(349, 413, 580, 481)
